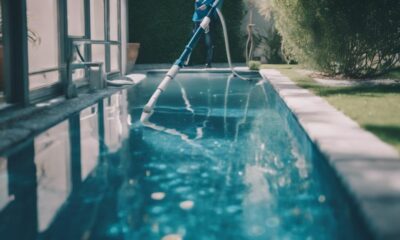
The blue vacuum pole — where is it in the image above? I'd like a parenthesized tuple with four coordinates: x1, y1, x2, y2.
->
(140, 0, 221, 123)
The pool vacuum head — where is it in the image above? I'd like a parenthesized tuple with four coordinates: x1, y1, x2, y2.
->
(140, 1, 221, 124)
(140, 105, 154, 123)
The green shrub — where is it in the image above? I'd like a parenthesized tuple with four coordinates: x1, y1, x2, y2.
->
(248, 60, 261, 70)
(270, 0, 400, 77)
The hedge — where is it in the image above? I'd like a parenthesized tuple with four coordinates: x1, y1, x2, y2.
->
(270, 0, 400, 77)
(129, 0, 245, 64)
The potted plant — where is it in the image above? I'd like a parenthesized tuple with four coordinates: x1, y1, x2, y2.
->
(126, 43, 140, 73)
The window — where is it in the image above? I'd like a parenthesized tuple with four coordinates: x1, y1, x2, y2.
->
(0, 0, 125, 107)
(90, 0, 105, 40)
(72, 43, 86, 82)
(27, 0, 60, 91)
(68, 0, 86, 82)
(68, 0, 85, 37)
(110, 0, 121, 72)
(109, 0, 119, 41)
(92, 44, 106, 64)
(90, 0, 108, 73)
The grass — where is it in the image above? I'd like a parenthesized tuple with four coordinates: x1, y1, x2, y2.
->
(261, 64, 400, 153)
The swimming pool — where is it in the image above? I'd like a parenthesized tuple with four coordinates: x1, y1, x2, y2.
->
(0, 71, 369, 239)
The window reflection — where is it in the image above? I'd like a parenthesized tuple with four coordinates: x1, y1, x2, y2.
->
(80, 105, 100, 180)
(104, 94, 122, 152)
(27, 0, 60, 90)
(0, 142, 37, 239)
(68, 0, 85, 37)
(0, 157, 13, 212)
(34, 120, 71, 232)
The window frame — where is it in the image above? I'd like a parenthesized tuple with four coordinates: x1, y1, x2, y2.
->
(26, 0, 64, 102)
(0, 0, 123, 109)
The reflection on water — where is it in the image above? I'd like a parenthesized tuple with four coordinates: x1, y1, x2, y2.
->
(80, 104, 100, 180)
(104, 96, 122, 152)
(0, 141, 37, 239)
(0, 75, 368, 240)
(35, 120, 71, 232)
(0, 90, 129, 240)
(0, 157, 12, 212)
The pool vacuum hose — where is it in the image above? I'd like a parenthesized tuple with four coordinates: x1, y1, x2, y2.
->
(140, 0, 238, 123)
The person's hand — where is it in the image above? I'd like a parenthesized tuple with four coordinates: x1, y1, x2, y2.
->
(197, 4, 207, 10)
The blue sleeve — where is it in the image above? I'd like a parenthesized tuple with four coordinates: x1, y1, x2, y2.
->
(202, 0, 215, 7)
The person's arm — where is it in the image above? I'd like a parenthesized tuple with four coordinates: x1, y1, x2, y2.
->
(202, 0, 215, 8)
(198, 0, 214, 10)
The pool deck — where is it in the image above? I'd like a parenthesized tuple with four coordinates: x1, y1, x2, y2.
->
(260, 69, 400, 240)
(0, 74, 146, 154)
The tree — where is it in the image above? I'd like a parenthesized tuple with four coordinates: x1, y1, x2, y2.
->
(269, 0, 400, 77)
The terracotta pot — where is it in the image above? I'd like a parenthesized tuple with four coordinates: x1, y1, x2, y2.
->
(126, 43, 140, 73)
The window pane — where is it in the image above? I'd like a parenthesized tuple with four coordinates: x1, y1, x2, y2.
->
(0, 15, 4, 103)
(29, 71, 60, 90)
(68, 0, 85, 36)
(72, 44, 86, 81)
(90, 0, 105, 40)
(109, 0, 119, 41)
(110, 45, 119, 71)
(92, 44, 105, 64)
(27, 0, 60, 89)
(34, 120, 71, 232)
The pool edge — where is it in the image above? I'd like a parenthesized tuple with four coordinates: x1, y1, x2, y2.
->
(0, 86, 132, 155)
(260, 69, 400, 240)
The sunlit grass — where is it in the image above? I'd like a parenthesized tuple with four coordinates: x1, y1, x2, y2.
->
(261, 64, 400, 153)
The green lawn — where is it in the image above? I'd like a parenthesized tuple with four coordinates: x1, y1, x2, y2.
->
(262, 64, 400, 153)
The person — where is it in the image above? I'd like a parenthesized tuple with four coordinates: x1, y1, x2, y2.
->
(189, 0, 216, 68)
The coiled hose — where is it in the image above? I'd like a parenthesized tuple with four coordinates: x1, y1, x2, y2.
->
(216, 8, 249, 80)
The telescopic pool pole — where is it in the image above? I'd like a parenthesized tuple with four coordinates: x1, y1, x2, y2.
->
(140, 0, 222, 123)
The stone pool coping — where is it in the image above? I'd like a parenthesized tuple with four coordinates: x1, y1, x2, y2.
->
(260, 69, 400, 240)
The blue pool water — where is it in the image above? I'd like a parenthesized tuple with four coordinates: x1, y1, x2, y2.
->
(0, 72, 368, 239)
